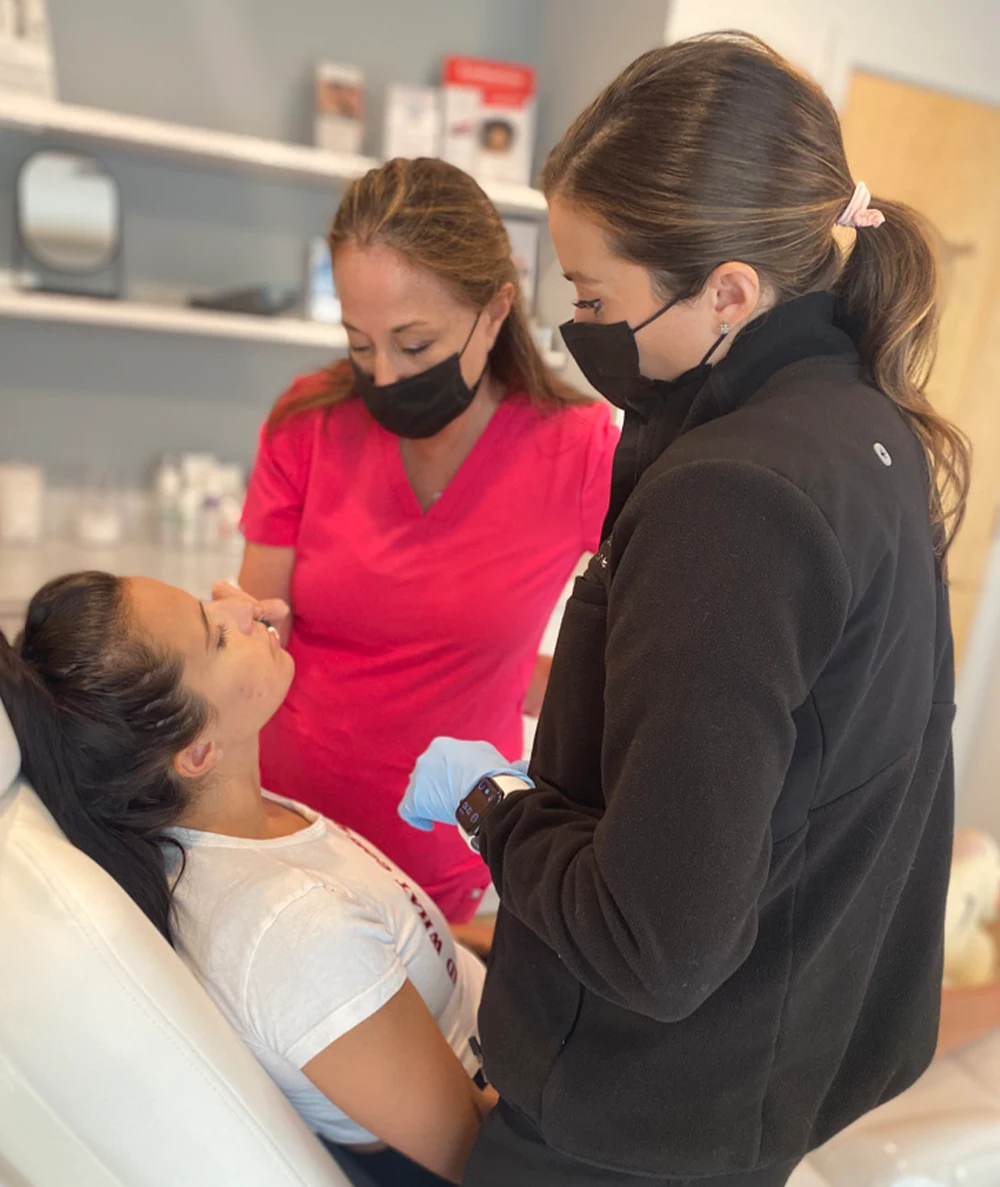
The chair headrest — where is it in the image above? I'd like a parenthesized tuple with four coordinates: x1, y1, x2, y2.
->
(0, 697, 20, 793)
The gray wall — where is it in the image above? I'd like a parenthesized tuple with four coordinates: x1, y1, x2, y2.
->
(532, 0, 670, 393)
(0, 0, 546, 484)
(535, 0, 668, 162)
(46, 0, 546, 157)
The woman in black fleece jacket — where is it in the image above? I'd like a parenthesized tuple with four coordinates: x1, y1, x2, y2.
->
(398, 33, 971, 1187)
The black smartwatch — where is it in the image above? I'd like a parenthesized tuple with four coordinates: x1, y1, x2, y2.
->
(456, 774, 528, 852)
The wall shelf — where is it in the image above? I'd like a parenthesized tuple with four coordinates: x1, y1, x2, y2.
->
(0, 288, 566, 367)
(0, 92, 549, 217)
(0, 288, 350, 349)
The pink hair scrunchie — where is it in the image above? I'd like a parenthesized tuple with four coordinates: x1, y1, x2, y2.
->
(836, 181, 885, 229)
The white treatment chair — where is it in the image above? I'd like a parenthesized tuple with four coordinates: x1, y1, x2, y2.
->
(0, 698, 354, 1187)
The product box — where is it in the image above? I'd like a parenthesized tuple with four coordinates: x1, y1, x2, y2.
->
(384, 83, 441, 161)
(306, 237, 341, 325)
(0, 0, 56, 99)
(314, 61, 365, 155)
(504, 218, 539, 311)
(0, 1, 17, 38)
(441, 56, 536, 187)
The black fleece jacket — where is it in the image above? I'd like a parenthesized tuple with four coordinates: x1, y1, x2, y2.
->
(476, 293, 955, 1178)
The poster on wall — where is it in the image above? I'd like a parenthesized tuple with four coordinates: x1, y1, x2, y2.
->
(441, 56, 536, 187)
(0, 0, 57, 99)
(314, 60, 365, 156)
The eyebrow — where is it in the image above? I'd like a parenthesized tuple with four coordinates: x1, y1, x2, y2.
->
(198, 603, 211, 652)
(562, 270, 602, 286)
(342, 320, 433, 334)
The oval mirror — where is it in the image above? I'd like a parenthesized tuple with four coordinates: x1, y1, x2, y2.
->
(17, 150, 121, 274)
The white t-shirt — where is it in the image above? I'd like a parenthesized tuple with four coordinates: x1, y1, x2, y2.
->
(167, 792, 486, 1146)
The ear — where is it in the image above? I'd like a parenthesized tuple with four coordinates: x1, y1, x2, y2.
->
(707, 262, 763, 329)
(172, 736, 220, 781)
(483, 282, 516, 347)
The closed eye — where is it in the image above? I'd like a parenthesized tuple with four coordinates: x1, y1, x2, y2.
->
(402, 343, 432, 356)
(217, 624, 229, 650)
(573, 298, 602, 313)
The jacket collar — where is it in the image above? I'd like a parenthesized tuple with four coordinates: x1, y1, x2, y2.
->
(603, 292, 860, 538)
(680, 290, 858, 436)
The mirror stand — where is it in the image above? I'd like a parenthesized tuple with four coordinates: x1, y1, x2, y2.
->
(14, 149, 124, 299)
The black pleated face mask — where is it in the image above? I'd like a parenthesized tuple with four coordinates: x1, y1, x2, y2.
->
(353, 314, 486, 440)
(559, 295, 729, 410)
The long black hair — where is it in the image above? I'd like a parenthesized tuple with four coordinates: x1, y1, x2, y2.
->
(0, 571, 209, 944)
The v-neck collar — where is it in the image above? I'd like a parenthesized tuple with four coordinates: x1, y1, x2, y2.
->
(380, 397, 514, 523)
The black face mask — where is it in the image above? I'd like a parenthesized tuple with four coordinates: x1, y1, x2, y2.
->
(559, 295, 729, 411)
(353, 315, 486, 439)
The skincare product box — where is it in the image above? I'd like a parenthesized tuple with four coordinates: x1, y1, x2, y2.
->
(306, 237, 341, 325)
(314, 60, 365, 155)
(384, 83, 441, 160)
(0, 0, 56, 99)
(441, 56, 535, 187)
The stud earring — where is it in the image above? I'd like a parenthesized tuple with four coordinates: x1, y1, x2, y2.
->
(718, 322, 731, 336)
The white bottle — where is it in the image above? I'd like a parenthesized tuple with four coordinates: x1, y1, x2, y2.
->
(155, 458, 182, 548)
(200, 466, 224, 551)
(177, 486, 201, 551)
(0, 463, 45, 545)
(76, 470, 122, 550)
(180, 453, 215, 493)
(218, 464, 245, 554)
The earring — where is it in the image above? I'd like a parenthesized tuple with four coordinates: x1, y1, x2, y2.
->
(718, 322, 731, 336)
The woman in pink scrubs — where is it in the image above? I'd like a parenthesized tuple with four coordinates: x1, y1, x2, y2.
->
(231, 158, 617, 923)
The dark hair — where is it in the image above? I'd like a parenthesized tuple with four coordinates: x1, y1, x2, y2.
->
(269, 156, 587, 432)
(0, 572, 209, 944)
(542, 32, 970, 555)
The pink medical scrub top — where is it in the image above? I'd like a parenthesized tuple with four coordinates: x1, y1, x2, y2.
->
(242, 375, 617, 921)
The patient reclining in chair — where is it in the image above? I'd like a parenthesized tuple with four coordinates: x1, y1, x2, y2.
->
(0, 571, 492, 1187)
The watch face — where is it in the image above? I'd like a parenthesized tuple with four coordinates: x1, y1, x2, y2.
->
(456, 779, 503, 835)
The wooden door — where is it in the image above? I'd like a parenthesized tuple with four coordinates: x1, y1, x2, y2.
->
(840, 72, 1000, 664)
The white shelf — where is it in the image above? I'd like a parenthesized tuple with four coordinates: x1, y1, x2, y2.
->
(0, 92, 549, 218)
(476, 178, 547, 216)
(0, 288, 566, 367)
(0, 91, 377, 186)
(0, 288, 349, 349)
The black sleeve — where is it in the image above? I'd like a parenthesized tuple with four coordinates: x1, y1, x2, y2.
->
(478, 460, 853, 1020)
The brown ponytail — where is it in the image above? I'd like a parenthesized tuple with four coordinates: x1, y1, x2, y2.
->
(269, 156, 587, 433)
(835, 197, 969, 548)
(0, 572, 209, 944)
(542, 32, 970, 554)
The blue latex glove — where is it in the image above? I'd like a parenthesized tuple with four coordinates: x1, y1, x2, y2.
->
(399, 737, 533, 832)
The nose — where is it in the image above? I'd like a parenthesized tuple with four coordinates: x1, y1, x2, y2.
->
(372, 352, 401, 387)
(215, 597, 257, 636)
